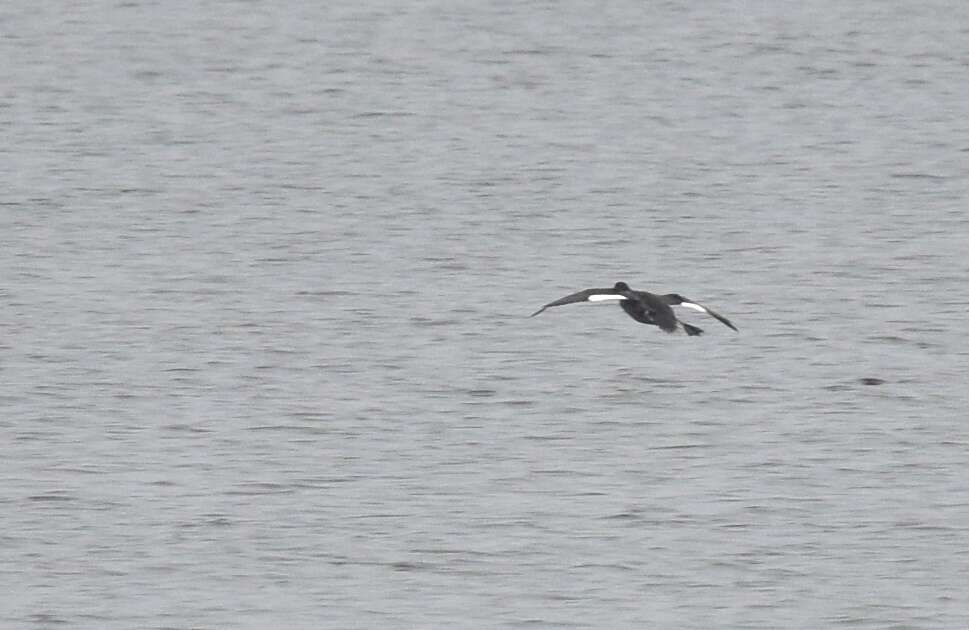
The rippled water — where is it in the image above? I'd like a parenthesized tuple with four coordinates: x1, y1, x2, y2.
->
(3, 1, 969, 628)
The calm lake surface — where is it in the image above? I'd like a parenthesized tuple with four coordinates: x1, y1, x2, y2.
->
(3, 1, 969, 628)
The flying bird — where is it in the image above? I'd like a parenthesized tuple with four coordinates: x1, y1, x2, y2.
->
(530, 281, 737, 336)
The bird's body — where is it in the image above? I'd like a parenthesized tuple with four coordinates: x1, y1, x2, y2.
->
(530, 282, 737, 336)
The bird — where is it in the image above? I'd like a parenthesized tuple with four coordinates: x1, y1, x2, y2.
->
(529, 281, 737, 336)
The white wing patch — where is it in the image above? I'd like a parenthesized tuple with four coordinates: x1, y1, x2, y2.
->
(678, 301, 707, 313)
(588, 294, 628, 302)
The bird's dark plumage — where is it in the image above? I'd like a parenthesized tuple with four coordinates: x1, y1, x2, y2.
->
(659, 293, 738, 332)
(530, 282, 737, 335)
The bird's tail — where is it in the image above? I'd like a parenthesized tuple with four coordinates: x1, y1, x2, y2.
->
(681, 322, 704, 336)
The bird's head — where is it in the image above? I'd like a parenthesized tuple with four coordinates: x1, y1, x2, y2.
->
(613, 282, 631, 291)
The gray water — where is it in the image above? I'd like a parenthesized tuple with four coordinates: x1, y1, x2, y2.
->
(3, 1, 969, 628)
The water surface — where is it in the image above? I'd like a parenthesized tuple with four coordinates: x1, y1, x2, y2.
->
(2, 1, 969, 628)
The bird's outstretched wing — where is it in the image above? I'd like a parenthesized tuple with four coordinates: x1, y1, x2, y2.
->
(529, 287, 625, 317)
(662, 294, 738, 331)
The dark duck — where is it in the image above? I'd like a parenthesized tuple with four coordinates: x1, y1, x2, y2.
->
(530, 282, 737, 336)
